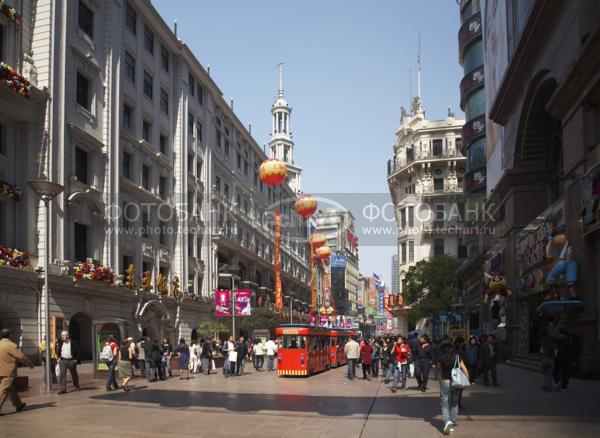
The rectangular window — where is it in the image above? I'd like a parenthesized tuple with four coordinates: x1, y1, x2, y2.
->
(141, 212, 150, 239)
(408, 206, 414, 228)
(123, 104, 132, 128)
(144, 25, 154, 54)
(188, 154, 194, 174)
(124, 52, 135, 83)
(188, 73, 195, 96)
(435, 204, 444, 227)
(401, 243, 407, 264)
(159, 134, 167, 155)
(244, 160, 248, 176)
(432, 139, 443, 156)
(400, 208, 406, 229)
(75, 147, 88, 184)
(196, 159, 202, 178)
(74, 223, 88, 262)
(160, 88, 169, 114)
(237, 152, 241, 169)
(123, 152, 131, 179)
(455, 137, 462, 152)
(236, 193, 241, 208)
(216, 131, 221, 148)
(76, 72, 90, 110)
(159, 176, 166, 199)
(143, 71, 153, 99)
(458, 238, 468, 259)
(159, 221, 167, 245)
(434, 178, 444, 192)
(408, 240, 415, 262)
(160, 45, 169, 71)
(188, 113, 194, 135)
(196, 122, 203, 143)
(78, 1, 94, 39)
(142, 165, 150, 190)
(188, 192, 194, 216)
(457, 202, 466, 222)
(197, 85, 203, 105)
(434, 238, 444, 257)
(224, 184, 229, 200)
(215, 176, 221, 193)
(224, 141, 230, 156)
(253, 170, 258, 187)
(125, 2, 136, 34)
(142, 120, 151, 142)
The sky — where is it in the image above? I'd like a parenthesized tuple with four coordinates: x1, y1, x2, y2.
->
(153, 0, 464, 287)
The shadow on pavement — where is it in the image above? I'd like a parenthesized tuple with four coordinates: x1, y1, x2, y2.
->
(2, 402, 57, 416)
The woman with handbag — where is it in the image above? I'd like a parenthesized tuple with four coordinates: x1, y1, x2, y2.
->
(438, 338, 469, 435)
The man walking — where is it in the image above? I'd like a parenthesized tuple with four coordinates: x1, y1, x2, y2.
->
(143, 337, 157, 382)
(136, 338, 146, 379)
(254, 339, 265, 371)
(200, 338, 213, 375)
(105, 335, 119, 391)
(413, 335, 433, 392)
(480, 335, 499, 386)
(344, 336, 360, 380)
(56, 330, 81, 394)
(236, 337, 248, 376)
(265, 337, 277, 372)
(0, 329, 33, 415)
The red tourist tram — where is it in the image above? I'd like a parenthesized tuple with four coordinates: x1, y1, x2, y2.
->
(275, 324, 356, 376)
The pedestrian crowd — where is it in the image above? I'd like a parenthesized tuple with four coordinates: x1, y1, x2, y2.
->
(344, 332, 504, 435)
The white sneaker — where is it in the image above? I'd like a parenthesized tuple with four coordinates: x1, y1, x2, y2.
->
(443, 421, 453, 435)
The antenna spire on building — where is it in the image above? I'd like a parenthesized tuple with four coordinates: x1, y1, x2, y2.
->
(277, 62, 285, 97)
(417, 32, 422, 101)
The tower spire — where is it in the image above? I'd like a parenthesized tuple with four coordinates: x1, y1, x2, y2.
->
(278, 62, 285, 97)
(417, 32, 421, 101)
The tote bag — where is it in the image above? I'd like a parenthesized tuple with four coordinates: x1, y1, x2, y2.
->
(451, 355, 470, 389)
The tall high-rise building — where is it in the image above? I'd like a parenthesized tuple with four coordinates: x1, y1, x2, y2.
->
(391, 255, 399, 294)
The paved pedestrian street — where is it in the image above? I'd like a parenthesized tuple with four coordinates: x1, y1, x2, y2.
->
(1, 364, 599, 437)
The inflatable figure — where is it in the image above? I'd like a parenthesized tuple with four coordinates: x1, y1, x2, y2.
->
(545, 234, 577, 300)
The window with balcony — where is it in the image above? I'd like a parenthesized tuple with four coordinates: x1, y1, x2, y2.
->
(160, 45, 169, 72)
(188, 154, 194, 175)
(236, 152, 241, 169)
(215, 176, 221, 193)
(78, 1, 94, 39)
(236, 193, 241, 208)
(432, 139, 443, 156)
(124, 52, 135, 83)
(455, 137, 462, 152)
(76, 72, 91, 110)
(142, 120, 151, 143)
(74, 223, 88, 262)
(125, 2, 136, 34)
(197, 85, 203, 105)
(196, 159, 202, 178)
(122, 152, 131, 179)
(434, 238, 445, 257)
(434, 178, 444, 192)
(75, 147, 88, 184)
(123, 104, 133, 128)
(159, 134, 167, 155)
(159, 176, 166, 199)
(408, 240, 415, 261)
(160, 88, 169, 114)
(142, 165, 150, 190)
(458, 238, 467, 259)
(143, 71, 153, 99)
(144, 25, 154, 54)
(224, 184, 229, 200)
(244, 160, 248, 176)
(196, 122, 203, 143)
(400, 209, 406, 229)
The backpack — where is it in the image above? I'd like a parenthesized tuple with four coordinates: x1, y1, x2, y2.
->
(99, 343, 114, 363)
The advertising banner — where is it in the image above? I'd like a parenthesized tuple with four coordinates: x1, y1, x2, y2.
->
(330, 253, 347, 269)
(215, 290, 231, 317)
(235, 289, 252, 316)
(274, 210, 283, 309)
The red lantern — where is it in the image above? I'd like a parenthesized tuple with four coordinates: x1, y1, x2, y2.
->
(309, 233, 326, 249)
(259, 159, 287, 186)
(295, 195, 317, 218)
(315, 245, 331, 260)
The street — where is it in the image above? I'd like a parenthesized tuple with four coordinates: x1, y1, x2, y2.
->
(2, 364, 599, 437)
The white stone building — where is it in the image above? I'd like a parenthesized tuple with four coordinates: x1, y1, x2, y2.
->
(387, 102, 467, 293)
(0, 0, 310, 360)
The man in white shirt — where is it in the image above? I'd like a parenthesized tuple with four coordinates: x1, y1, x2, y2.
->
(344, 337, 360, 380)
(56, 330, 80, 394)
(265, 338, 277, 372)
(254, 339, 265, 371)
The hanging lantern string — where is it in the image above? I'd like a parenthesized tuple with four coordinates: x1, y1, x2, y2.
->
(323, 261, 335, 310)
(310, 239, 315, 312)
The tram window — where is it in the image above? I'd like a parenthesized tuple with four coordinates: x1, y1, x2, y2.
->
(310, 336, 318, 352)
(320, 337, 326, 350)
(282, 335, 306, 349)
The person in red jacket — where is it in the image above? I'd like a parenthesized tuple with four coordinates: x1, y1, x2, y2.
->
(391, 336, 411, 391)
(360, 339, 373, 380)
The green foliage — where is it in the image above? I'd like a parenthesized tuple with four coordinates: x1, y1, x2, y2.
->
(239, 307, 280, 339)
(197, 321, 230, 342)
(403, 255, 462, 325)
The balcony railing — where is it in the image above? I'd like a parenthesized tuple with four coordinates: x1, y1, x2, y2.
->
(388, 150, 463, 176)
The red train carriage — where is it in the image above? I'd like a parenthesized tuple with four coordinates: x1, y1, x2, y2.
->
(276, 324, 332, 376)
(329, 329, 356, 367)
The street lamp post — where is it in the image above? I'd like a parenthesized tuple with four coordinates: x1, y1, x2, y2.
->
(27, 179, 64, 393)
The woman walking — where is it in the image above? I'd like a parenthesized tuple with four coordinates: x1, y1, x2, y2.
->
(118, 339, 133, 391)
(466, 336, 480, 383)
(392, 336, 411, 392)
(360, 338, 373, 380)
(370, 340, 380, 377)
(438, 338, 469, 435)
(175, 338, 191, 380)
